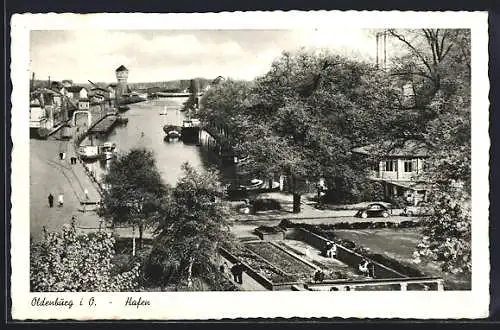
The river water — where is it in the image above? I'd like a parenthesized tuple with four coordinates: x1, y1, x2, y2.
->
(86, 97, 233, 187)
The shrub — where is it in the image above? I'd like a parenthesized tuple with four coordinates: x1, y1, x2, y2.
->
(251, 198, 282, 212)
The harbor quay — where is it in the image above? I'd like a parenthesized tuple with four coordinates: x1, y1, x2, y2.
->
(30, 105, 109, 241)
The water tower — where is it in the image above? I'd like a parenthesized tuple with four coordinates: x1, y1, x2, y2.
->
(115, 65, 129, 105)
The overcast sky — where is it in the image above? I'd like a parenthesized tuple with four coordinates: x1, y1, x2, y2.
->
(30, 29, 383, 83)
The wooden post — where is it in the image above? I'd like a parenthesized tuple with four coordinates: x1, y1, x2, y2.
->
(132, 226, 136, 257)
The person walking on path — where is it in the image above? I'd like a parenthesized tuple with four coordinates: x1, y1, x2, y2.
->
(59, 152, 64, 160)
(231, 262, 244, 284)
(48, 193, 54, 208)
(58, 193, 64, 207)
(84, 188, 89, 201)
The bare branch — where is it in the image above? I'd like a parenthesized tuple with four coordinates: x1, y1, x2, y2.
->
(389, 29, 433, 76)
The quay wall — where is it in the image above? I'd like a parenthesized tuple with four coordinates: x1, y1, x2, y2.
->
(285, 227, 407, 279)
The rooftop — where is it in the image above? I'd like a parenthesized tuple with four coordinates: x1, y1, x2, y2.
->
(66, 86, 86, 93)
(116, 65, 128, 72)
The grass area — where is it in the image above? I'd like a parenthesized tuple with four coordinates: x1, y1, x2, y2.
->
(333, 228, 471, 290)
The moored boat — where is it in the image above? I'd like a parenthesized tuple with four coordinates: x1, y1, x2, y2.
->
(78, 145, 100, 160)
(163, 124, 182, 137)
(167, 131, 181, 139)
(101, 142, 117, 160)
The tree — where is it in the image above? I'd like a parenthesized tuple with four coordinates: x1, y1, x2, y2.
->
(30, 222, 140, 292)
(413, 181, 471, 275)
(148, 163, 237, 288)
(389, 29, 472, 275)
(233, 50, 399, 208)
(99, 148, 168, 248)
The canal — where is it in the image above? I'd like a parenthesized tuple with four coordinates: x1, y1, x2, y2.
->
(86, 97, 234, 187)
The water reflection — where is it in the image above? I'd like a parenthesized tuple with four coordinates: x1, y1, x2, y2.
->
(85, 97, 236, 187)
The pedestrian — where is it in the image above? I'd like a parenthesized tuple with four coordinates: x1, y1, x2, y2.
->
(314, 270, 325, 283)
(48, 193, 54, 208)
(326, 242, 337, 258)
(84, 188, 89, 200)
(236, 263, 244, 284)
(62, 152, 66, 160)
(231, 262, 244, 284)
(58, 193, 64, 207)
(358, 259, 370, 277)
(59, 152, 63, 160)
(230, 263, 238, 282)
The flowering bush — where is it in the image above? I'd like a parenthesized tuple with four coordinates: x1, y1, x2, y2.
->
(30, 224, 140, 292)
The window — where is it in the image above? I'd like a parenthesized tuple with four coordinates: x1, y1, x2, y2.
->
(404, 160, 415, 172)
(385, 160, 397, 172)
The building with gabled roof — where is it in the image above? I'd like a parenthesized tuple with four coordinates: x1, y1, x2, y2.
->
(353, 140, 432, 206)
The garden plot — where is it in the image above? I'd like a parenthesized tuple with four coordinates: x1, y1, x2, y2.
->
(236, 250, 296, 283)
(245, 241, 316, 281)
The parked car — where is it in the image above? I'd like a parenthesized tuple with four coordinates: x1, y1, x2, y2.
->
(402, 202, 434, 217)
(355, 203, 390, 218)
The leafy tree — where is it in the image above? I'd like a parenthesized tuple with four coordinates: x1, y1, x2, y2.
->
(30, 222, 140, 292)
(148, 163, 237, 288)
(413, 181, 471, 275)
(203, 50, 400, 208)
(99, 148, 168, 248)
(389, 29, 472, 275)
(199, 78, 254, 149)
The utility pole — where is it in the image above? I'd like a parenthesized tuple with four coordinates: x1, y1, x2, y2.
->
(31, 72, 35, 92)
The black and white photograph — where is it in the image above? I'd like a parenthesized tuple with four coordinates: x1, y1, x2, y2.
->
(10, 11, 489, 320)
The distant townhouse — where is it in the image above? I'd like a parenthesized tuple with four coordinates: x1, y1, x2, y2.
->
(352, 140, 432, 206)
(29, 88, 65, 134)
(65, 86, 89, 100)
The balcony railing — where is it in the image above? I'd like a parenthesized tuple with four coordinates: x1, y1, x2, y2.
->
(368, 170, 421, 182)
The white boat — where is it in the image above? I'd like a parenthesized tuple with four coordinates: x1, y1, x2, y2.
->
(167, 130, 181, 139)
(78, 145, 100, 160)
(101, 142, 117, 160)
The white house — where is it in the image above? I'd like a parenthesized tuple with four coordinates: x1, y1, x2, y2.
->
(65, 86, 88, 100)
(353, 140, 431, 205)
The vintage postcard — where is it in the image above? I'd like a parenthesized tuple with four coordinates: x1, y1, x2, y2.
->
(10, 11, 490, 320)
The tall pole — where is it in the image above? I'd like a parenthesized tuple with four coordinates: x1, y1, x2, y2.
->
(383, 31, 387, 70)
(376, 33, 379, 68)
(31, 72, 35, 92)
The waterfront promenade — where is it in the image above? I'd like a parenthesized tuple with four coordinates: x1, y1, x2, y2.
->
(30, 138, 102, 241)
(30, 106, 106, 241)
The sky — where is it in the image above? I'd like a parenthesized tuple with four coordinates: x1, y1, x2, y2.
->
(30, 29, 387, 83)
